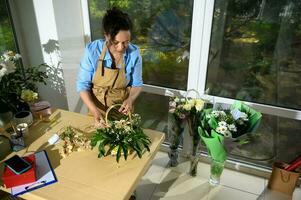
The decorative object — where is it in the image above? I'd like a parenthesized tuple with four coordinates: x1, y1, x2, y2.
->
(209, 158, 225, 186)
(13, 111, 33, 126)
(58, 126, 91, 158)
(29, 101, 52, 121)
(268, 162, 300, 195)
(198, 101, 262, 186)
(168, 89, 205, 176)
(0, 50, 48, 113)
(16, 123, 29, 137)
(10, 132, 25, 152)
(91, 104, 151, 163)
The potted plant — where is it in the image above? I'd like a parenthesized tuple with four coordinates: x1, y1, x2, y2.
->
(0, 50, 48, 118)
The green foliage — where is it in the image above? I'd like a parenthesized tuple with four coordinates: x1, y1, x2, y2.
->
(91, 114, 151, 163)
(0, 63, 48, 112)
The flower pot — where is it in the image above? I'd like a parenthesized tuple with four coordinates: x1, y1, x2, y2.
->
(14, 111, 33, 126)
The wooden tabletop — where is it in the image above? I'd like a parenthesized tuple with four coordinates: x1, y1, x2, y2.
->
(0, 109, 165, 200)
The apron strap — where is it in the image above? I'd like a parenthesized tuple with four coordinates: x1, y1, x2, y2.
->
(96, 43, 107, 77)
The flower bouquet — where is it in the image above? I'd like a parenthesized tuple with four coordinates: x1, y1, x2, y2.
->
(198, 101, 262, 185)
(91, 104, 151, 163)
(168, 89, 205, 176)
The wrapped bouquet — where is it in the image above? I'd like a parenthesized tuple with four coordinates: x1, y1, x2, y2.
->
(198, 101, 262, 163)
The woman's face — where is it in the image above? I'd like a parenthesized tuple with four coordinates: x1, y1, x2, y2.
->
(106, 30, 131, 55)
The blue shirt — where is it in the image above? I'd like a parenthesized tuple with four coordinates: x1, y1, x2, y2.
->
(76, 39, 143, 92)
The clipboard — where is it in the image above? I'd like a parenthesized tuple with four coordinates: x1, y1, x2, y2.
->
(11, 150, 58, 196)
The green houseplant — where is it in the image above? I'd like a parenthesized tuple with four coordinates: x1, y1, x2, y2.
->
(0, 50, 48, 113)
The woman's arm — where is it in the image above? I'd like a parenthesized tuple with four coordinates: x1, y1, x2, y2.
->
(80, 91, 105, 126)
(119, 86, 142, 114)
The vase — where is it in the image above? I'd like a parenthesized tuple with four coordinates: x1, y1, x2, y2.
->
(209, 158, 225, 186)
(14, 110, 33, 126)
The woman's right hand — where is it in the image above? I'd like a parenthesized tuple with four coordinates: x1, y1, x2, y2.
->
(92, 109, 106, 128)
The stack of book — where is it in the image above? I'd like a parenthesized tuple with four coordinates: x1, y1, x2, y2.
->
(1, 150, 57, 196)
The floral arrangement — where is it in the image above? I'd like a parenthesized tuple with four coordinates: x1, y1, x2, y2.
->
(169, 96, 205, 119)
(59, 126, 91, 158)
(198, 101, 262, 163)
(0, 50, 48, 113)
(91, 112, 151, 163)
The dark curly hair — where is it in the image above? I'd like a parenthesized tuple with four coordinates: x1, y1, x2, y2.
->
(102, 7, 132, 40)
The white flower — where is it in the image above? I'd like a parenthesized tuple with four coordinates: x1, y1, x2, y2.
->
(169, 108, 175, 113)
(0, 63, 8, 80)
(228, 124, 237, 132)
(240, 112, 249, 121)
(216, 125, 228, 135)
(218, 121, 227, 127)
(180, 98, 186, 102)
(224, 131, 232, 138)
(169, 101, 176, 108)
(174, 97, 180, 102)
(14, 54, 22, 60)
(212, 111, 220, 118)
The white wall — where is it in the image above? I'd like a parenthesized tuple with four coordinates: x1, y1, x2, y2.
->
(10, 0, 87, 113)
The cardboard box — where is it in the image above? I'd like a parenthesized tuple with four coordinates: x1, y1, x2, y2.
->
(2, 154, 36, 188)
(268, 162, 300, 195)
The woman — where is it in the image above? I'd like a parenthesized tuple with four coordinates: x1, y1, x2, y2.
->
(77, 8, 142, 127)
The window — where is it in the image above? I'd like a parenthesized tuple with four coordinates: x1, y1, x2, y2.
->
(87, 0, 301, 170)
(0, 0, 18, 52)
(207, 0, 301, 110)
(204, 0, 301, 167)
(88, 0, 194, 141)
(88, 0, 193, 90)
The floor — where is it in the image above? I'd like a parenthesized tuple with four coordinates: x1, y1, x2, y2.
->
(136, 151, 301, 200)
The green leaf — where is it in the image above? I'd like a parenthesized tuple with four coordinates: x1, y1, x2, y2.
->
(121, 144, 128, 161)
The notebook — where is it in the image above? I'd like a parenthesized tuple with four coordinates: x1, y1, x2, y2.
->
(11, 150, 58, 196)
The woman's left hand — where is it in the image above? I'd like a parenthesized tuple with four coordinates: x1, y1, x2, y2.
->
(119, 98, 133, 114)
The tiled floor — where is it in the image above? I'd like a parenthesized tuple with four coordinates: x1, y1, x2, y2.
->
(136, 151, 301, 200)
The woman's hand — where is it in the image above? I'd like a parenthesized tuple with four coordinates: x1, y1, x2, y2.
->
(119, 98, 133, 114)
(92, 109, 106, 128)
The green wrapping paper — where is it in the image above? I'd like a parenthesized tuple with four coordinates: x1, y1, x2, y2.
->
(231, 101, 262, 137)
(198, 127, 227, 162)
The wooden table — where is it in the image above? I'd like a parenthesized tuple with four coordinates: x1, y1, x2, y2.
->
(0, 109, 165, 200)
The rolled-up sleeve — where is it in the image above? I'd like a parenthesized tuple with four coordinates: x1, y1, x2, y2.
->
(131, 51, 143, 87)
(76, 46, 94, 92)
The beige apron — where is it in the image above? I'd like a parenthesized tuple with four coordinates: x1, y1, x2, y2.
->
(89, 43, 129, 116)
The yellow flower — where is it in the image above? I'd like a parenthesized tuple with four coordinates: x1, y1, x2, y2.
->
(183, 103, 192, 111)
(195, 99, 205, 111)
(21, 89, 38, 102)
(188, 99, 195, 107)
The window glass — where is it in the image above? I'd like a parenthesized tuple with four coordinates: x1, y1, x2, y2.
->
(206, 0, 301, 110)
(135, 92, 169, 142)
(88, 0, 193, 90)
(0, 0, 17, 52)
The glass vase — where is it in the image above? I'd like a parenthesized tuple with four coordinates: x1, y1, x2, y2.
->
(209, 159, 225, 186)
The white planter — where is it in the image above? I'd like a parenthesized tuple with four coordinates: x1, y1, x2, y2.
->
(14, 111, 33, 126)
